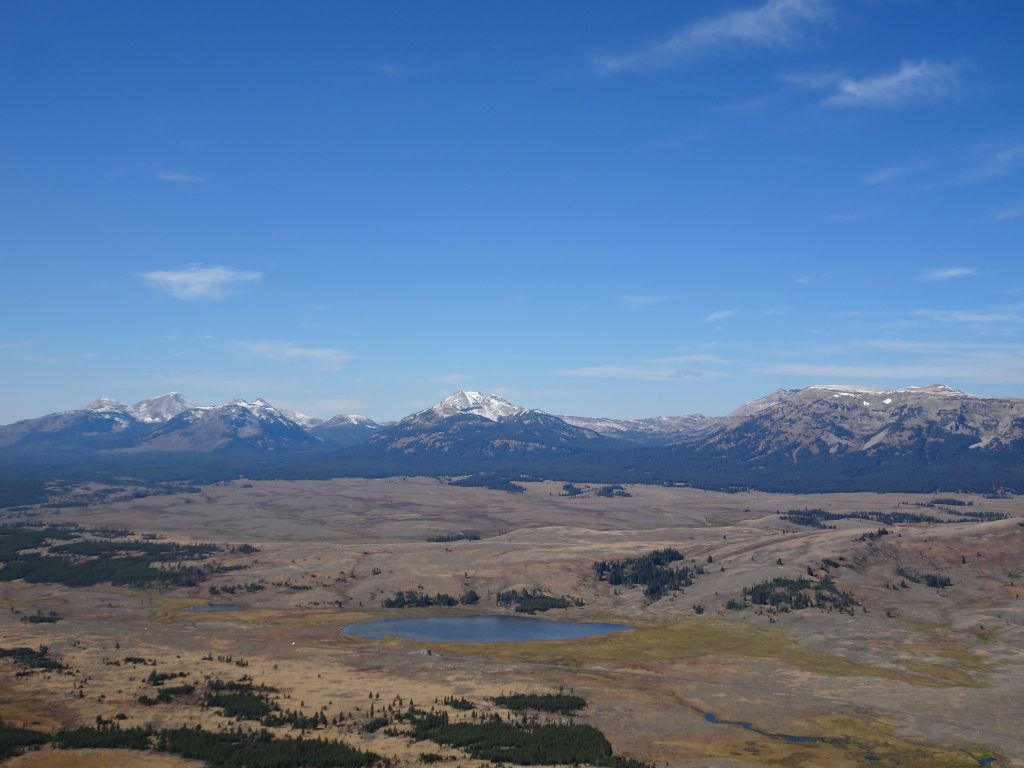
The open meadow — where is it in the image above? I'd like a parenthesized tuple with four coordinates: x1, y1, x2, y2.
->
(2, 478, 1023, 767)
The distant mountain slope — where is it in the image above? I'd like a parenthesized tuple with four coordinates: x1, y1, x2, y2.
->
(133, 393, 197, 423)
(309, 414, 381, 447)
(133, 399, 319, 452)
(0, 403, 148, 451)
(3, 384, 1024, 497)
(701, 384, 1024, 459)
(560, 414, 714, 445)
(363, 391, 610, 458)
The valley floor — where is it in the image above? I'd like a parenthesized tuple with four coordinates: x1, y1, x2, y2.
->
(2, 478, 1023, 767)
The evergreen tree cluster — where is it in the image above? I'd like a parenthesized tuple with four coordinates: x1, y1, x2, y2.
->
(495, 588, 581, 613)
(896, 566, 953, 588)
(408, 709, 647, 766)
(449, 474, 526, 493)
(592, 548, 697, 601)
(780, 508, 946, 528)
(156, 727, 380, 768)
(427, 532, 481, 543)
(381, 589, 479, 608)
(492, 692, 586, 714)
(1, 721, 380, 768)
(0, 645, 64, 671)
(0, 526, 241, 589)
(732, 575, 859, 613)
(203, 679, 277, 720)
(0, 723, 50, 760)
(595, 485, 631, 498)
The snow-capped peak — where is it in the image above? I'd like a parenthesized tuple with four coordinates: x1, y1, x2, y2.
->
(226, 397, 287, 420)
(321, 413, 377, 427)
(82, 396, 133, 413)
(279, 407, 324, 428)
(230, 397, 273, 409)
(419, 390, 527, 422)
(133, 392, 197, 423)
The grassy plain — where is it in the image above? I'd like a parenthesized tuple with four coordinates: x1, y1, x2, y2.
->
(2, 477, 1023, 767)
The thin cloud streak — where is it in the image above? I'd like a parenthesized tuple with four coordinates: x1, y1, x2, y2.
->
(764, 353, 1024, 384)
(155, 172, 204, 183)
(914, 308, 1023, 325)
(236, 341, 352, 370)
(863, 161, 929, 186)
(988, 202, 1024, 222)
(966, 144, 1024, 181)
(778, 69, 844, 89)
(0, 340, 38, 350)
(557, 365, 703, 382)
(919, 267, 975, 281)
(597, 0, 829, 74)
(705, 309, 738, 322)
(622, 294, 669, 306)
(825, 59, 965, 108)
(647, 354, 722, 365)
(143, 265, 262, 300)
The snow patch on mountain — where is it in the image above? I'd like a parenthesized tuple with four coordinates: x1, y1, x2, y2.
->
(279, 408, 324, 428)
(414, 390, 527, 422)
(320, 414, 379, 428)
(82, 397, 133, 413)
(133, 393, 197, 423)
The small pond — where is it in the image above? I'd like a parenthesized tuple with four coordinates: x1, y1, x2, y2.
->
(187, 603, 247, 613)
(341, 615, 633, 643)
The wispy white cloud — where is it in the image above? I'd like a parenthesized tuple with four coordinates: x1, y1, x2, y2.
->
(0, 340, 38, 350)
(914, 307, 1022, 325)
(988, 202, 1024, 222)
(597, 0, 830, 74)
(236, 340, 352, 370)
(142, 265, 262, 300)
(705, 309, 738, 322)
(863, 161, 929, 186)
(762, 362, 972, 381)
(709, 97, 771, 114)
(155, 172, 204, 184)
(860, 338, 1021, 353)
(646, 354, 722, 365)
(966, 144, 1024, 181)
(825, 59, 965, 108)
(778, 69, 844, 89)
(763, 343, 1024, 384)
(557, 365, 703, 382)
(919, 266, 976, 282)
(622, 294, 669, 306)
(831, 309, 889, 319)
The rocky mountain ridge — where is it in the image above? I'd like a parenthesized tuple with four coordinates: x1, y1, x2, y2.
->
(2, 386, 1024, 497)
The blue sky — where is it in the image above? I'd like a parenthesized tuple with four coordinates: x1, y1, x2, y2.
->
(2, 0, 1022, 423)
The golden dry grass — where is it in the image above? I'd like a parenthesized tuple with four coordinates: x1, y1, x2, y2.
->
(3, 748, 204, 768)
(1, 478, 1021, 767)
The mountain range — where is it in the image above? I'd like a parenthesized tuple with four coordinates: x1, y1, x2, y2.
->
(2, 385, 1024, 503)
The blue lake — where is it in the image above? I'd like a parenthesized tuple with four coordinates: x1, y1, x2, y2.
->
(341, 615, 633, 643)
